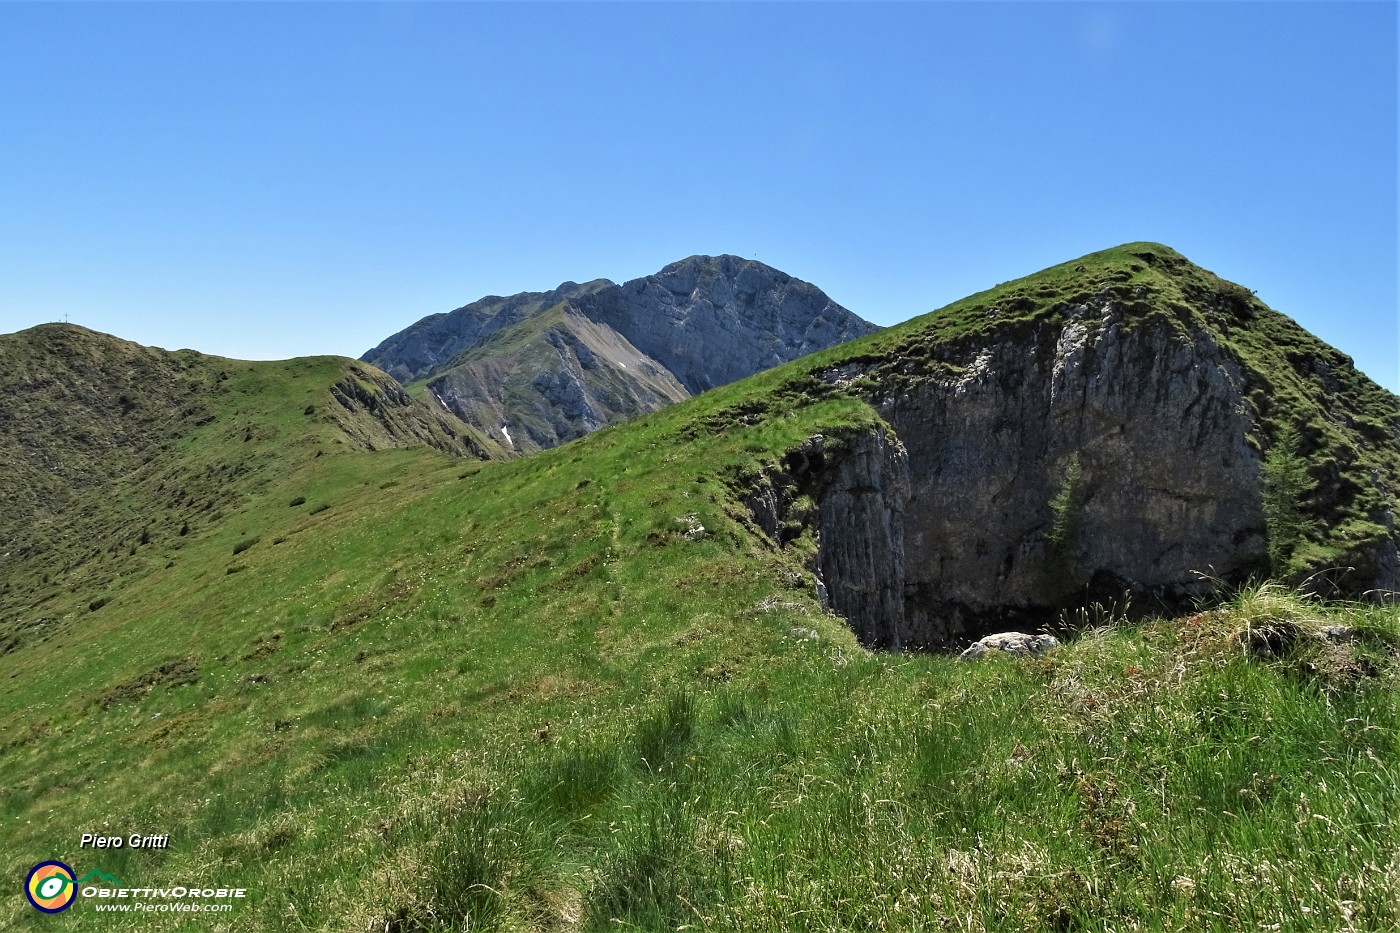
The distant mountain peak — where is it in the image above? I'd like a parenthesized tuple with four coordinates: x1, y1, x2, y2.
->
(362, 257, 877, 453)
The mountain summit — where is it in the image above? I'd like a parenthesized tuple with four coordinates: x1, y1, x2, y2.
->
(361, 256, 878, 452)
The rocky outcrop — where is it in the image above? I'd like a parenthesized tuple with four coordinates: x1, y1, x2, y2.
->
(959, 632, 1060, 660)
(737, 243, 1399, 651)
(362, 257, 878, 452)
(875, 305, 1268, 645)
(326, 364, 498, 459)
(745, 307, 1269, 649)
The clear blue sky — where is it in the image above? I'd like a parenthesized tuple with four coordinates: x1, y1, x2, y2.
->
(2, 2, 1396, 391)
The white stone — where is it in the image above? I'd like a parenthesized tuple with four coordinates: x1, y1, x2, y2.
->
(959, 631, 1059, 660)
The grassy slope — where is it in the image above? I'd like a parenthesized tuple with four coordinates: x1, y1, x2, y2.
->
(2, 248, 1398, 930)
(0, 325, 494, 641)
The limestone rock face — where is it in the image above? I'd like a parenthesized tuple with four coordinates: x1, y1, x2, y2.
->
(873, 303, 1268, 646)
(744, 305, 1270, 650)
(362, 257, 877, 453)
(586, 255, 874, 394)
(731, 229, 1400, 651)
(813, 427, 911, 650)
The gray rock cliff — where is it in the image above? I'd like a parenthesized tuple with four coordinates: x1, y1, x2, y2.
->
(737, 244, 1399, 650)
(870, 304, 1267, 646)
(585, 255, 873, 394)
(745, 310, 1267, 650)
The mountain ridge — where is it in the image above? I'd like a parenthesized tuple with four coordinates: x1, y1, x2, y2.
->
(0, 323, 497, 627)
(361, 255, 879, 452)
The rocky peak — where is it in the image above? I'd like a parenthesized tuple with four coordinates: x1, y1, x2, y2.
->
(650, 254, 770, 294)
(361, 257, 878, 452)
(590, 256, 874, 394)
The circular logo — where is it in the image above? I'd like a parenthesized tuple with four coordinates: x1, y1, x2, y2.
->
(25, 861, 77, 913)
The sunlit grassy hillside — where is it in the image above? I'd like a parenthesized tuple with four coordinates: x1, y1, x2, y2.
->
(2, 247, 1397, 931)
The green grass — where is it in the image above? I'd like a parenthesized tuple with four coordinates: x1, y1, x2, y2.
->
(369, 587, 1399, 933)
(1, 246, 1397, 930)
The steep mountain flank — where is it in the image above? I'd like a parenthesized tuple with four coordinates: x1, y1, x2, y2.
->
(361, 279, 614, 384)
(737, 244, 1399, 648)
(584, 254, 875, 395)
(423, 304, 691, 452)
(0, 324, 493, 628)
(362, 256, 877, 452)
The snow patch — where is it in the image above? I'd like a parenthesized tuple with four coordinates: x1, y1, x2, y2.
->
(434, 392, 449, 409)
(500, 424, 514, 447)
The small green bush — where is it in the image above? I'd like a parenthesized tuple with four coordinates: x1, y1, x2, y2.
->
(1262, 424, 1315, 572)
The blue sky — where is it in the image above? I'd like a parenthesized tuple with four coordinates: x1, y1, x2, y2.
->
(2, 2, 1396, 391)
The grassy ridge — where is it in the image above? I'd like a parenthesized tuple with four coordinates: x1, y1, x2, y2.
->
(0, 325, 491, 636)
(1, 370, 883, 927)
(2, 246, 1398, 929)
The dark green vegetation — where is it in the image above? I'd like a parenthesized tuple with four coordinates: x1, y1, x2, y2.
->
(1263, 425, 1315, 570)
(2, 245, 1397, 930)
(1047, 453, 1086, 556)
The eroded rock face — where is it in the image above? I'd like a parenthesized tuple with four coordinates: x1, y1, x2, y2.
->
(747, 301, 1271, 651)
(814, 427, 910, 650)
(586, 255, 875, 394)
(877, 304, 1267, 645)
